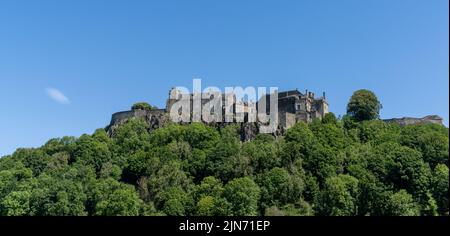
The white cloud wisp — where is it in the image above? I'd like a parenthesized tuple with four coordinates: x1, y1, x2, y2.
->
(46, 88, 70, 104)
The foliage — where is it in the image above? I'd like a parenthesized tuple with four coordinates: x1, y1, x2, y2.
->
(0, 94, 447, 216)
(316, 174, 359, 216)
(224, 177, 260, 216)
(347, 89, 382, 121)
(131, 102, 156, 111)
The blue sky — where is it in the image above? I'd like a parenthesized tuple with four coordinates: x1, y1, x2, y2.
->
(0, 0, 448, 156)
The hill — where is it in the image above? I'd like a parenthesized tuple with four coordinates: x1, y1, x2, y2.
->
(0, 116, 448, 216)
(0, 90, 448, 216)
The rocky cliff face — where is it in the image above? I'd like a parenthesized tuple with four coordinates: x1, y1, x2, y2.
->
(106, 109, 286, 141)
(241, 122, 259, 141)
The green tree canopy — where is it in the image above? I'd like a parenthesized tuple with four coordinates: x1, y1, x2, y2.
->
(0, 94, 448, 216)
(131, 102, 156, 111)
(316, 174, 359, 216)
(386, 190, 420, 216)
(224, 177, 260, 216)
(347, 89, 382, 121)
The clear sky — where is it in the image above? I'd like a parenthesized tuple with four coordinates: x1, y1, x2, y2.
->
(0, 0, 448, 156)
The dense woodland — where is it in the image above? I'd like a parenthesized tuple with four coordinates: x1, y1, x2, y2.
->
(0, 90, 448, 216)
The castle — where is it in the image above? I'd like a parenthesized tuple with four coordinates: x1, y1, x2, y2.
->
(107, 88, 329, 139)
(165, 88, 329, 130)
(106, 87, 443, 140)
(269, 89, 328, 129)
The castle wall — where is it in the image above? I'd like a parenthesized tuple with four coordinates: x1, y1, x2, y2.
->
(107, 89, 447, 143)
(277, 96, 296, 128)
(383, 115, 443, 126)
(285, 113, 297, 129)
(110, 111, 135, 126)
(109, 109, 166, 126)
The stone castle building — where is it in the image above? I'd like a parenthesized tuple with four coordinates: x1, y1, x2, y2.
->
(165, 88, 329, 130)
(107, 88, 329, 139)
(106, 87, 443, 140)
(270, 89, 328, 129)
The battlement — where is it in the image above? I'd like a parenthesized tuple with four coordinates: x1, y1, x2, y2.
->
(109, 109, 166, 127)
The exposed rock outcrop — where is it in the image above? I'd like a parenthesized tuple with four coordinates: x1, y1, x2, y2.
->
(106, 108, 288, 141)
(241, 122, 259, 141)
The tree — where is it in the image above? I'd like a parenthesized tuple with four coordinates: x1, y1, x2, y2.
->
(91, 178, 141, 216)
(147, 161, 192, 204)
(432, 164, 449, 215)
(196, 196, 231, 216)
(1, 191, 31, 216)
(242, 137, 280, 174)
(258, 167, 303, 210)
(382, 143, 432, 201)
(309, 120, 346, 150)
(184, 123, 219, 150)
(112, 118, 151, 155)
(281, 122, 316, 166)
(46, 190, 87, 216)
(316, 175, 359, 216)
(224, 177, 260, 216)
(421, 192, 438, 216)
(126, 150, 160, 178)
(99, 162, 122, 180)
(132, 102, 156, 111)
(95, 188, 142, 216)
(73, 135, 112, 174)
(158, 187, 193, 216)
(303, 144, 344, 185)
(357, 120, 400, 144)
(357, 179, 392, 216)
(386, 190, 420, 216)
(205, 128, 241, 182)
(322, 112, 338, 125)
(0, 166, 33, 201)
(41, 136, 77, 156)
(193, 177, 230, 216)
(347, 89, 382, 121)
(303, 174, 320, 203)
(0, 101, 448, 217)
(29, 176, 88, 216)
(196, 196, 215, 216)
(265, 201, 313, 216)
(400, 124, 449, 168)
(12, 148, 50, 177)
(193, 176, 225, 200)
